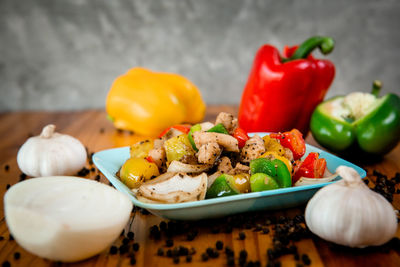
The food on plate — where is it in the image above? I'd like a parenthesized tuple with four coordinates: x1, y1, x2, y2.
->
(119, 112, 336, 204)
(137, 172, 207, 203)
(4, 176, 132, 262)
(305, 166, 397, 248)
(106, 67, 206, 136)
(17, 124, 87, 177)
(238, 36, 335, 135)
(311, 80, 400, 157)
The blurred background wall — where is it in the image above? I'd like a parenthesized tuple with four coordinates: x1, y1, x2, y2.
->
(0, 0, 399, 111)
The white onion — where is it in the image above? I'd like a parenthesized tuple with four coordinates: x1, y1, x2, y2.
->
(4, 176, 132, 262)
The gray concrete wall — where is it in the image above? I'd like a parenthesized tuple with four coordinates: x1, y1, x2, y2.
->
(1, 0, 399, 111)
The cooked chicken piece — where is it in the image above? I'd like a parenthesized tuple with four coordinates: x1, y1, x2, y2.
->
(148, 147, 166, 168)
(215, 112, 238, 133)
(193, 131, 239, 152)
(167, 161, 211, 173)
(240, 135, 266, 162)
(229, 163, 250, 175)
(284, 148, 294, 162)
(197, 142, 221, 164)
(217, 156, 233, 173)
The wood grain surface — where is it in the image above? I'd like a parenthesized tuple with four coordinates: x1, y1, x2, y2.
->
(0, 106, 399, 267)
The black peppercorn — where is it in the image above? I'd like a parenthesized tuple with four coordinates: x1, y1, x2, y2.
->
(186, 255, 192, 262)
(133, 243, 139, 251)
(157, 247, 164, 256)
(13, 252, 20, 260)
(201, 252, 209, 261)
(127, 231, 134, 240)
(173, 256, 179, 264)
(302, 254, 311, 265)
(109, 245, 118, 254)
(2, 261, 10, 267)
(239, 231, 246, 240)
(216, 240, 223, 250)
(166, 239, 174, 247)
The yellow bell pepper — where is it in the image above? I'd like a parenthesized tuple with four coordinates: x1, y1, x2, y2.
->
(106, 67, 206, 136)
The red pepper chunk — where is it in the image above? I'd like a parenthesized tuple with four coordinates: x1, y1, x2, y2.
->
(232, 128, 250, 149)
(270, 129, 305, 160)
(158, 124, 191, 138)
(293, 152, 327, 183)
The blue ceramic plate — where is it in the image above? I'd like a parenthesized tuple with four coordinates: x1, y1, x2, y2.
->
(93, 133, 366, 220)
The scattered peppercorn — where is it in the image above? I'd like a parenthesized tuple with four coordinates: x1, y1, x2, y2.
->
(9, 234, 14, 241)
(239, 249, 248, 260)
(239, 231, 246, 240)
(130, 256, 136, 265)
(95, 175, 101, 181)
(4, 165, 9, 171)
(2, 261, 10, 267)
(109, 245, 118, 254)
(122, 238, 129, 245)
(201, 253, 209, 261)
(19, 173, 26, 181)
(127, 231, 134, 240)
(133, 243, 139, 251)
(13, 252, 20, 260)
(186, 255, 192, 263)
(227, 256, 235, 266)
(157, 247, 164, 256)
(173, 256, 179, 264)
(216, 240, 224, 250)
(6, 184, 10, 190)
(302, 254, 311, 265)
(0, 236, 4, 241)
(166, 239, 174, 247)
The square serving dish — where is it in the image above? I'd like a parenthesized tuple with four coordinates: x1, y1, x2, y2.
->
(93, 133, 366, 220)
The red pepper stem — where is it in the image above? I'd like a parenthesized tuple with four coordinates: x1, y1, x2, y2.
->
(287, 36, 335, 61)
(371, 80, 382, 97)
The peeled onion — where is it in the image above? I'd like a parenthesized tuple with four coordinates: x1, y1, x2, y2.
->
(4, 176, 133, 262)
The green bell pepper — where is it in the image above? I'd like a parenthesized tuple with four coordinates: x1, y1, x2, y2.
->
(206, 174, 239, 199)
(310, 80, 400, 157)
(188, 124, 202, 151)
(250, 158, 292, 188)
(250, 173, 280, 192)
(207, 123, 229, 134)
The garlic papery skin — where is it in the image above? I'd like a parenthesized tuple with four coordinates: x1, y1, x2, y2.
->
(305, 166, 398, 248)
(17, 125, 87, 177)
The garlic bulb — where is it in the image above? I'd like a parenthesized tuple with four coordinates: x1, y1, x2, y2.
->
(17, 125, 87, 177)
(305, 166, 397, 248)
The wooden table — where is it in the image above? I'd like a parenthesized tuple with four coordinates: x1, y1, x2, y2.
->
(0, 106, 399, 267)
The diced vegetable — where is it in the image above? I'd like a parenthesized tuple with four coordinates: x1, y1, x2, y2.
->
(260, 151, 292, 174)
(188, 124, 202, 151)
(120, 158, 160, 189)
(232, 128, 250, 149)
(207, 123, 229, 134)
(293, 152, 327, 183)
(250, 158, 291, 188)
(206, 174, 239, 198)
(262, 135, 286, 157)
(250, 173, 279, 192)
(164, 134, 195, 164)
(226, 173, 251, 193)
(130, 139, 153, 159)
(270, 129, 306, 160)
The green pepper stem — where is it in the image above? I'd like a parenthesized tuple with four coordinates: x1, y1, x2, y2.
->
(371, 80, 382, 97)
(287, 36, 335, 61)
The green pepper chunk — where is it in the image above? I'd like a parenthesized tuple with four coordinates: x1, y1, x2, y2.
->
(206, 174, 239, 199)
(250, 158, 292, 188)
(310, 80, 400, 157)
(188, 124, 202, 151)
(250, 173, 279, 192)
(207, 123, 229, 134)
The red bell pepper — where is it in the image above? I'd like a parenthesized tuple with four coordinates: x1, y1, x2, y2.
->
(293, 152, 327, 183)
(232, 128, 250, 149)
(270, 129, 306, 160)
(238, 36, 335, 135)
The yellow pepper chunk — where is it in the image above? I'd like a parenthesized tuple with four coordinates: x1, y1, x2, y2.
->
(263, 135, 286, 157)
(229, 173, 251, 193)
(164, 134, 195, 164)
(119, 158, 160, 189)
(130, 139, 153, 159)
(106, 67, 206, 136)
